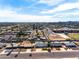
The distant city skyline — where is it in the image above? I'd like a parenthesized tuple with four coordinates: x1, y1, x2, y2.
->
(0, 0, 79, 22)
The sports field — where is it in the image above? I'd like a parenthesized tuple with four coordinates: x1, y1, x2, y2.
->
(68, 33, 79, 40)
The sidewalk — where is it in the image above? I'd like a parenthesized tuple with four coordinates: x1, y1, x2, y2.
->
(1, 49, 79, 55)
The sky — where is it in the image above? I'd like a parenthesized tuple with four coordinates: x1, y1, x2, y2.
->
(0, 0, 79, 22)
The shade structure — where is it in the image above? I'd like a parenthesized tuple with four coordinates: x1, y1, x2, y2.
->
(50, 42, 62, 48)
(63, 41, 76, 48)
(35, 41, 48, 48)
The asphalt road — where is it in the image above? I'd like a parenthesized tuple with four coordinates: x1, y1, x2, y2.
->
(0, 51, 79, 59)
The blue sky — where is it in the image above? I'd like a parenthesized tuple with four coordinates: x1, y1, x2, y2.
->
(0, 0, 79, 22)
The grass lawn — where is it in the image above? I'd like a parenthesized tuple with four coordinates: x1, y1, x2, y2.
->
(68, 33, 79, 40)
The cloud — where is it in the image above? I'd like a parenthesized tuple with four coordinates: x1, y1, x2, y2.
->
(0, 0, 79, 22)
(39, 0, 64, 5)
(0, 9, 79, 22)
(0, 8, 53, 22)
(41, 2, 79, 14)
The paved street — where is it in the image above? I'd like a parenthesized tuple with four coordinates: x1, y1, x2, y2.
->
(0, 51, 79, 59)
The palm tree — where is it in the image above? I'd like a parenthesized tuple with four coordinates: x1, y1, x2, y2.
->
(47, 41, 51, 53)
